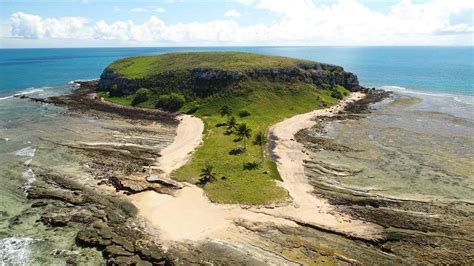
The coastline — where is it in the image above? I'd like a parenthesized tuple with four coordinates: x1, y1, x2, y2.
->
(262, 92, 382, 239)
(12, 82, 473, 264)
(129, 92, 382, 245)
(149, 114, 204, 177)
(2, 47, 473, 264)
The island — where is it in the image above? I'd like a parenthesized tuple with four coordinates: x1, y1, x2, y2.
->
(20, 52, 473, 265)
(97, 52, 362, 205)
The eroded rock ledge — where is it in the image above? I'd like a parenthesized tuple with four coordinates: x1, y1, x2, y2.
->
(295, 90, 474, 264)
(98, 62, 363, 97)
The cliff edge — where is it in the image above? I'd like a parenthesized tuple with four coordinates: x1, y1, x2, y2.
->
(98, 52, 363, 98)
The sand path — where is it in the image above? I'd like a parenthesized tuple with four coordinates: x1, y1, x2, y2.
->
(150, 115, 204, 176)
(130, 94, 382, 244)
(260, 92, 381, 237)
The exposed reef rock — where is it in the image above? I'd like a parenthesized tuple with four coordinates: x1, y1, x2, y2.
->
(19, 80, 178, 121)
(25, 169, 174, 265)
(296, 90, 474, 264)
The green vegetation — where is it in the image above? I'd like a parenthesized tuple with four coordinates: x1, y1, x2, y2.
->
(155, 93, 185, 112)
(108, 52, 314, 79)
(238, 110, 251, 117)
(99, 52, 352, 205)
(220, 105, 233, 117)
(236, 123, 252, 150)
(253, 132, 267, 163)
(132, 88, 151, 106)
(198, 163, 217, 186)
(174, 80, 350, 204)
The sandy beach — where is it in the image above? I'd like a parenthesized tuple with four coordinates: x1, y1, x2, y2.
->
(150, 114, 204, 176)
(260, 92, 382, 238)
(130, 93, 382, 244)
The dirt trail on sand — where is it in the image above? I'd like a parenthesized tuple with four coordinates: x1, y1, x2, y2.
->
(130, 94, 383, 243)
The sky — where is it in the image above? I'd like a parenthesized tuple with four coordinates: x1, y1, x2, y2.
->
(0, 0, 473, 48)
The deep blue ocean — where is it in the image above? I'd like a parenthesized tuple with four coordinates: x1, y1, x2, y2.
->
(0, 47, 473, 98)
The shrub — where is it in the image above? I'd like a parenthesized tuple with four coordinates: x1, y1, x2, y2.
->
(220, 105, 233, 117)
(243, 161, 260, 170)
(331, 90, 343, 100)
(185, 101, 200, 114)
(238, 110, 251, 117)
(109, 84, 123, 97)
(155, 93, 185, 112)
(131, 88, 150, 106)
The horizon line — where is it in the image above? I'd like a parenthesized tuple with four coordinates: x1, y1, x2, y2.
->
(1, 45, 473, 50)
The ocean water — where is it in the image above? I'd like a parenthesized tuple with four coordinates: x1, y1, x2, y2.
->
(0, 46, 473, 263)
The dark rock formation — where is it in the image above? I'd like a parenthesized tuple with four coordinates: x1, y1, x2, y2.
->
(98, 62, 363, 97)
(109, 174, 175, 195)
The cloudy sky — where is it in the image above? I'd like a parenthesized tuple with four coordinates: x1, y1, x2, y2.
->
(0, 0, 473, 48)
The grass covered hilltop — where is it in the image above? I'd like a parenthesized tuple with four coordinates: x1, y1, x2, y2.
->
(97, 52, 362, 204)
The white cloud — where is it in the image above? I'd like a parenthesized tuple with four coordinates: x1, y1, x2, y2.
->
(10, 12, 92, 39)
(130, 7, 166, 13)
(129, 8, 148, 13)
(6, 0, 474, 46)
(233, 0, 255, 6)
(224, 9, 242, 17)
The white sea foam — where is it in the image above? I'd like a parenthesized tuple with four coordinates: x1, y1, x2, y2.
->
(14, 146, 36, 158)
(380, 85, 474, 106)
(0, 237, 39, 265)
(0, 88, 45, 101)
(22, 168, 36, 195)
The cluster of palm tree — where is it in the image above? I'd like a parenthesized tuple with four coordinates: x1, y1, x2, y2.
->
(221, 105, 252, 150)
(220, 105, 267, 162)
(199, 106, 270, 185)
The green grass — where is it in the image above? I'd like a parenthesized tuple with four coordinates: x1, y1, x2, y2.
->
(97, 91, 158, 108)
(108, 52, 315, 79)
(99, 51, 351, 205)
(173, 81, 349, 205)
(98, 80, 349, 204)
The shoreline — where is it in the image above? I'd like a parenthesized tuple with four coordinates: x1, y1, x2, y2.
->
(149, 114, 204, 177)
(130, 92, 383, 244)
(262, 92, 382, 239)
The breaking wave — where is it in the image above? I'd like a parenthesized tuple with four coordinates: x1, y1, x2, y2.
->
(0, 237, 40, 265)
(0, 88, 45, 101)
(14, 146, 36, 158)
(380, 85, 474, 106)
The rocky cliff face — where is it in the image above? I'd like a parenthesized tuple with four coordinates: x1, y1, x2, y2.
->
(98, 62, 363, 97)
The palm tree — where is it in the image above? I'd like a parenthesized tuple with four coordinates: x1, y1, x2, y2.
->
(220, 105, 233, 117)
(237, 123, 252, 150)
(253, 131, 267, 163)
(199, 163, 216, 185)
(226, 116, 237, 132)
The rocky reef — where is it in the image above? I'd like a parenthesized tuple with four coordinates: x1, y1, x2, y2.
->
(295, 90, 474, 264)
